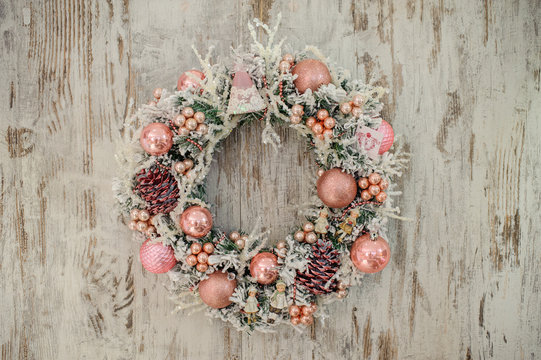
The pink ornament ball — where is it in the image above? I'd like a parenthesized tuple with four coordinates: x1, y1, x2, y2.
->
(377, 119, 394, 154)
(350, 234, 390, 273)
(140, 122, 174, 156)
(139, 239, 177, 274)
(250, 252, 279, 285)
(177, 69, 205, 91)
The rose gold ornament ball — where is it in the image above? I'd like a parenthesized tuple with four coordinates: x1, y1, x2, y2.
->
(368, 173, 382, 185)
(290, 316, 301, 326)
(305, 117, 316, 127)
(196, 263, 208, 273)
(289, 305, 301, 317)
(139, 123, 173, 156)
(350, 234, 391, 273)
(303, 222, 315, 232)
(305, 232, 317, 244)
(301, 306, 312, 316)
(300, 314, 314, 326)
(249, 252, 279, 285)
(358, 178, 369, 189)
(360, 190, 372, 201)
(294, 230, 305, 242)
(316, 168, 358, 208)
(198, 271, 237, 309)
(291, 59, 332, 94)
(190, 242, 202, 255)
(177, 69, 205, 91)
(186, 254, 198, 266)
(203, 242, 214, 254)
(179, 206, 213, 238)
(197, 252, 209, 264)
(375, 191, 387, 202)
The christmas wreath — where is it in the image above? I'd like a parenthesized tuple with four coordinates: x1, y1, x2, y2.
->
(113, 16, 408, 333)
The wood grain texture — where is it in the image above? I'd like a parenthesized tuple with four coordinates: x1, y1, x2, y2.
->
(1, 0, 540, 359)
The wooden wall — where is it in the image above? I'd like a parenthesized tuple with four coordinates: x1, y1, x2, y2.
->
(0, 0, 539, 358)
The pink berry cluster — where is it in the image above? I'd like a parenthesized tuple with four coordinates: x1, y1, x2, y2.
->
(279, 53, 295, 73)
(289, 303, 317, 326)
(185, 242, 215, 273)
(358, 173, 389, 203)
(173, 158, 194, 177)
(172, 107, 208, 136)
(128, 208, 156, 237)
(289, 105, 336, 141)
(293, 221, 317, 244)
(339, 94, 366, 118)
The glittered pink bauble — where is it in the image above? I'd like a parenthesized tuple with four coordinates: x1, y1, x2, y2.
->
(139, 123, 173, 156)
(139, 239, 177, 274)
(179, 206, 213, 238)
(250, 252, 279, 284)
(177, 69, 205, 91)
(350, 234, 391, 273)
(291, 59, 332, 94)
(198, 271, 237, 309)
(377, 119, 394, 154)
(316, 168, 358, 208)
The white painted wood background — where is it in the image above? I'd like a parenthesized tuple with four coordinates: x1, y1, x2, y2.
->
(1, 0, 539, 359)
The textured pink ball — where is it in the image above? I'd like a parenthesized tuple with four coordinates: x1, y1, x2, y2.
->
(377, 119, 394, 154)
(198, 271, 237, 309)
(177, 69, 205, 91)
(139, 239, 177, 274)
(140, 123, 173, 156)
(350, 234, 391, 273)
(250, 252, 279, 285)
(291, 59, 332, 94)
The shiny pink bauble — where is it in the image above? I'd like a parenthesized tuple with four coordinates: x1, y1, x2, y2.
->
(316, 168, 358, 208)
(350, 234, 391, 273)
(292, 59, 332, 94)
(198, 271, 237, 309)
(177, 69, 205, 91)
(377, 119, 394, 154)
(249, 252, 279, 285)
(139, 123, 173, 156)
(139, 239, 177, 274)
(179, 206, 213, 238)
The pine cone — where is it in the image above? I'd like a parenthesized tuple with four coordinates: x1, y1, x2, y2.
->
(296, 239, 341, 295)
(135, 164, 179, 215)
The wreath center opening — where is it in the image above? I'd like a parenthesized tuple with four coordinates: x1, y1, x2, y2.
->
(207, 119, 316, 241)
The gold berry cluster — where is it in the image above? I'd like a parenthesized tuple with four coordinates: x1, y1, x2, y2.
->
(148, 87, 163, 106)
(289, 303, 317, 326)
(128, 209, 156, 237)
(339, 94, 365, 118)
(294, 222, 317, 244)
(358, 173, 389, 202)
(172, 107, 208, 136)
(336, 281, 349, 299)
(289, 105, 335, 141)
(229, 231, 249, 250)
(186, 242, 215, 272)
(173, 158, 194, 177)
(279, 53, 295, 73)
(275, 240, 287, 259)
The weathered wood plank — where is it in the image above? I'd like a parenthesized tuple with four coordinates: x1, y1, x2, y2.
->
(0, 0, 539, 359)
